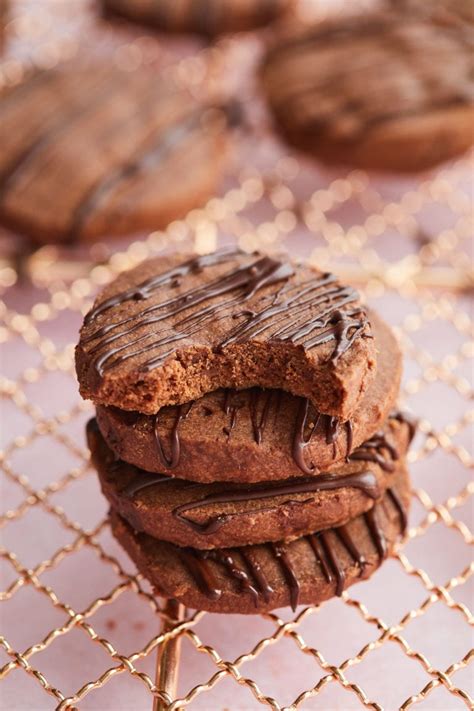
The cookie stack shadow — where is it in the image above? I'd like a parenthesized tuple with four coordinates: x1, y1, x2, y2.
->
(77, 249, 415, 614)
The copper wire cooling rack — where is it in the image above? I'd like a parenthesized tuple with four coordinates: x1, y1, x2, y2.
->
(1, 2, 473, 709)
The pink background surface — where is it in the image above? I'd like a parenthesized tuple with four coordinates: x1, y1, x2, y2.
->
(1, 2, 473, 710)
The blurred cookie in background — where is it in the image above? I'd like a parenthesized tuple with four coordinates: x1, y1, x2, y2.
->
(389, 0, 474, 25)
(101, 0, 294, 36)
(0, 61, 233, 245)
(0, 0, 8, 53)
(261, 11, 474, 172)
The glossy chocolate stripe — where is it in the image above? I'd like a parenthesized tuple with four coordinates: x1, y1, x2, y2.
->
(171, 469, 380, 534)
(175, 488, 405, 605)
(89, 255, 294, 375)
(82, 250, 369, 378)
(85, 248, 241, 325)
(272, 542, 300, 611)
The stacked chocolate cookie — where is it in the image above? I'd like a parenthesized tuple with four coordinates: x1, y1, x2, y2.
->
(76, 249, 414, 613)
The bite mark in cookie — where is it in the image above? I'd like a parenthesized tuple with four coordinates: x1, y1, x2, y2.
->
(95, 310, 398, 482)
(76, 249, 376, 419)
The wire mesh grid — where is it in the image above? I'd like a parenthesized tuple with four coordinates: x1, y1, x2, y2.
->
(0, 2, 473, 710)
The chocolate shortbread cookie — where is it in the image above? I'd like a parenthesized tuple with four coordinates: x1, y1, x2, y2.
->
(76, 250, 376, 419)
(0, 63, 230, 244)
(110, 468, 410, 613)
(95, 310, 400, 482)
(90, 413, 413, 549)
(261, 12, 474, 172)
(102, 0, 293, 36)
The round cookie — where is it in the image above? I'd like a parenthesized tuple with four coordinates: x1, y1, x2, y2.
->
(90, 413, 413, 549)
(95, 310, 401, 482)
(0, 62, 231, 244)
(102, 0, 294, 36)
(260, 12, 474, 172)
(76, 250, 376, 419)
(109, 469, 410, 613)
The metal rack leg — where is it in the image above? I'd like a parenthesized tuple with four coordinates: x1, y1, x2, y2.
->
(153, 600, 186, 711)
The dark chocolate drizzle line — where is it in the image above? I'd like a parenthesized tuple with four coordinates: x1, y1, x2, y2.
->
(249, 389, 277, 445)
(207, 551, 261, 606)
(292, 398, 319, 474)
(122, 471, 172, 498)
(178, 548, 222, 600)
(390, 410, 417, 445)
(307, 533, 333, 585)
(335, 525, 367, 574)
(345, 420, 354, 460)
(364, 508, 387, 559)
(154, 402, 193, 469)
(88, 253, 294, 375)
(145, 385, 357, 474)
(349, 431, 399, 472)
(292, 399, 357, 473)
(177, 489, 404, 606)
(220, 274, 368, 363)
(85, 247, 241, 325)
(221, 388, 282, 443)
(83, 249, 369, 377)
(387, 488, 408, 534)
(318, 530, 345, 597)
(271, 543, 300, 611)
(222, 389, 240, 438)
(239, 549, 274, 604)
(171, 470, 380, 535)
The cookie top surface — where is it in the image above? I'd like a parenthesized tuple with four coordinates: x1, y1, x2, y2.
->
(95, 310, 400, 482)
(110, 468, 410, 613)
(76, 249, 376, 419)
(0, 62, 230, 244)
(261, 12, 474, 170)
(102, 0, 293, 36)
(90, 412, 414, 549)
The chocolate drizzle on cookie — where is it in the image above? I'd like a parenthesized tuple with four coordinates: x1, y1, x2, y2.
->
(272, 542, 301, 611)
(390, 410, 417, 445)
(171, 469, 381, 535)
(176, 487, 406, 610)
(220, 388, 282, 443)
(122, 471, 172, 499)
(84, 248, 242, 325)
(178, 548, 222, 600)
(292, 399, 359, 474)
(154, 402, 193, 469)
(121, 384, 380, 475)
(82, 249, 370, 377)
(349, 430, 399, 472)
(387, 487, 408, 533)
